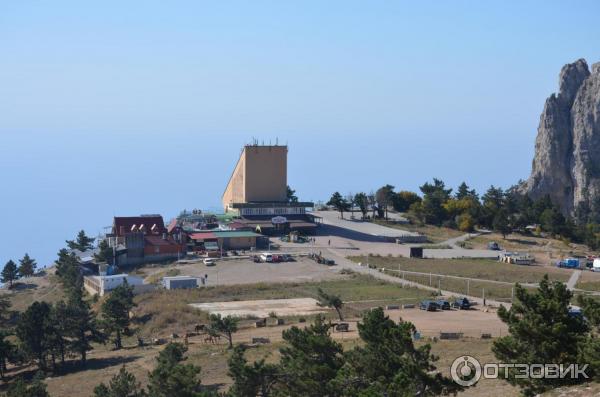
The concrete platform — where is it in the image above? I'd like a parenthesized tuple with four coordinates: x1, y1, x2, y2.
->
(189, 297, 328, 318)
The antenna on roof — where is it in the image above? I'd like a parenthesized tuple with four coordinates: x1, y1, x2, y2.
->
(276, 137, 278, 145)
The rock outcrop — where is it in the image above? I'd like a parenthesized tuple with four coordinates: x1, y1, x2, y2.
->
(525, 58, 600, 216)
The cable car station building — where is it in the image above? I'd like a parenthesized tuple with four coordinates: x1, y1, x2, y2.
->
(222, 144, 319, 235)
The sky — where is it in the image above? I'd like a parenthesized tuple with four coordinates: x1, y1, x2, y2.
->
(1, 1, 600, 268)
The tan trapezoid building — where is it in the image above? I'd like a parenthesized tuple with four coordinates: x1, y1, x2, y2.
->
(222, 144, 288, 211)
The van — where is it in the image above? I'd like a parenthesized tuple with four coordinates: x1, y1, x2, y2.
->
(203, 258, 216, 266)
(260, 253, 273, 262)
(593, 259, 600, 272)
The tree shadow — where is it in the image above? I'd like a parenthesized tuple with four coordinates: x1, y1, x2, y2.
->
(506, 238, 538, 246)
(9, 283, 37, 291)
(1, 354, 141, 387)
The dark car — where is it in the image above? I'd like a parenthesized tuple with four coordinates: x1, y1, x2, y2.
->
(420, 300, 439, 311)
(452, 297, 471, 310)
(281, 254, 294, 262)
(436, 300, 451, 310)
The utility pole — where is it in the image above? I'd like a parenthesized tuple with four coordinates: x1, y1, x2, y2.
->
(467, 279, 470, 296)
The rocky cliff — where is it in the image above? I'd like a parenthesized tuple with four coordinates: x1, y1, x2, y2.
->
(525, 58, 600, 216)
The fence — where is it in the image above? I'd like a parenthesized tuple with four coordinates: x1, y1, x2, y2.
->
(381, 268, 531, 303)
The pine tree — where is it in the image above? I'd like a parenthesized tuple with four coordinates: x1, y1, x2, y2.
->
(493, 276, 588, 395)
(278, 315, 344, 397)
(147, 343, 202, 397)
(208, 314, 238, 349)
(48, 301, 69, 369)
(2, 260, 19, 288)
(16, 301, 53, 371)
(227, 345, 279, 397)
(0, 330, 15, 379)
(6, 372, 50, 397)
(327, 192, 350, 219)
(66, 293, 104, 366)
(55, 249, 82, 293)
(316, 288, 344, 321)
(66, 230, 95, 251)
(101, 282, 135, 350)
(339, 307, 461, 396)
(18, 253, 37, 278)
(94, 366, 147, 397)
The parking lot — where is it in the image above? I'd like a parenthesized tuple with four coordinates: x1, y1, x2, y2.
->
(143, 255, 344, 286)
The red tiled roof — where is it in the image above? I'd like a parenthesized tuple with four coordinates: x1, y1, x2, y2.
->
(113, 216, 166, 236)
(189, 232, 217, 240)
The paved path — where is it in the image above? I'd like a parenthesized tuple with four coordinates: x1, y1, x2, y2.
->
(566, 270, 582, 290)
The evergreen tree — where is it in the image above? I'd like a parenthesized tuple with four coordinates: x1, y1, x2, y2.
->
(278, 315, 344, 397)
(66, 230, 95, 251)
(353, 192, 369, 219)
(94, 366, 147, 397)
(375, 184, 395, 219)
(66, 294, 104, 366)
(327, 192, 350, 219)
(55, 249, 82, 293)
(227, 345, 279, 397)
(16, 301, 53, 371)
(286, 186, 298, 203)
(394, 190, 422, 212)
(0, 330, 15, 379)
(481, 185, 505, 228)
(2, 260, 20, 288)
(540, 206, 567, 236)
(47, 301, 69, 369)
(419, 179, 452, 225)
(493, 209, 511, 239)
(95, 239, 114, 265)
(147, 343, 202, 397)
(493, 276, 588, 395)
(339, 307, 461, 396)
(208, 314, 238, 349)
(18, 254, 37, 278)
(101, 282, 135, 350)
(316, 288, 344, 321)
(6, 372, 50, 397)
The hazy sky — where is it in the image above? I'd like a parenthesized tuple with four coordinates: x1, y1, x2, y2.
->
(1, 1, 600, 267)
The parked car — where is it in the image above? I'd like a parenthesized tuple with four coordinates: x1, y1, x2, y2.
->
(592, 258, 600, 272)
(488, 241, 501, 251)
(252, 255, 261, 263)
(260, 253, 273, 262)
(419, 300, 439, 311)
(203, 258, 216, 266)
(436, 300, 451, 310)
(281, 254, 294, 262)
(452, 297, 471, 310)
(271, 255, 283, 263)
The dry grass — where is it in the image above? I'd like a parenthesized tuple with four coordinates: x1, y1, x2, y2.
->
(132, 274, 434, 337)
(349, 256, 571, 284)
(144, 268, 181, 284)
(348, 255, 571, 301)
(574, 270, 600, 291)
(0, 272, 65, 312)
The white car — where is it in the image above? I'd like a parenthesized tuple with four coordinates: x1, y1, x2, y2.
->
(260, 253, 273, 262)
(203, 258, 216, 266)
